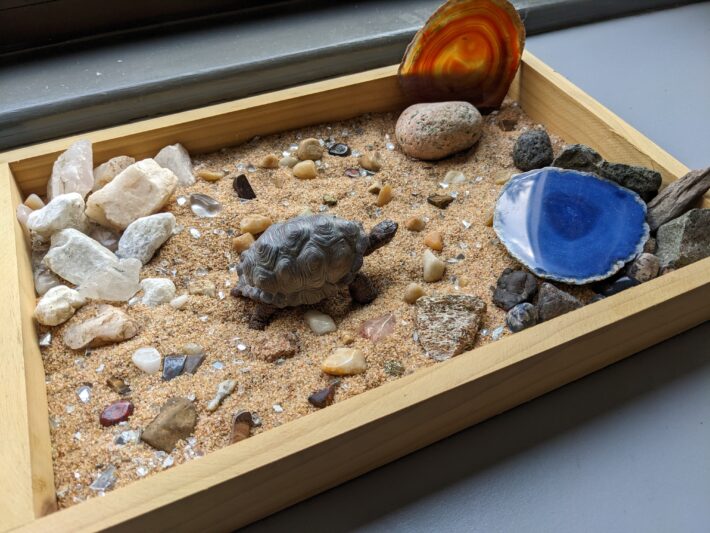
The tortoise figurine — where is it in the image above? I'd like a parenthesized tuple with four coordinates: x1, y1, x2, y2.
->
(231, 214, 398, 329)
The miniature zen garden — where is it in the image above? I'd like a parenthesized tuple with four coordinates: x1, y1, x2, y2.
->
(15, 0, 709, 509)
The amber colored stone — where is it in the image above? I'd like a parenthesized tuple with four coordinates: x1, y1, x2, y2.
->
(229, 411, 256, 444)
(423, 231, 444, 251)
(308, 384, 337, 408)
(398, 0, 525, 110)
(100, 400, 134, 427)
(106, 376, 130, 396)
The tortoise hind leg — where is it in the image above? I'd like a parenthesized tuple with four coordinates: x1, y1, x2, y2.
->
(249, 303, 277, 330)
(349, 273, 378, 304)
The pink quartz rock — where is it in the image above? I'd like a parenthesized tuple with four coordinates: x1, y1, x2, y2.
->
(359, 313, 396, 343)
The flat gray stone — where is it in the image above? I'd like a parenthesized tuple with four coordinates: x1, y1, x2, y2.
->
(655, 208, 710, 268)
(536, 283, 582, 322)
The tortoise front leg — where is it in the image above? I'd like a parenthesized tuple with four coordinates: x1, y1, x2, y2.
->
(249, 302, 277, 330)
(349, 273, 378, 304)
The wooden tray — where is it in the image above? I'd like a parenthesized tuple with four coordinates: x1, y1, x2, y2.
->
(1, 51, 708, 532)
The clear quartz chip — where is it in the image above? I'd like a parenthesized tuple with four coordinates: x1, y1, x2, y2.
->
(189, 193, 222, 218)
(89, 466, 117, 492)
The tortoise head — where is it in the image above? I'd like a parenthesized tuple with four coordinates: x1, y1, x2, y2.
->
(364, 220, 398, 256)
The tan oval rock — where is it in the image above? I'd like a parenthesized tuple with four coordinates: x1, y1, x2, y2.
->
(403, 282, 426, 304)
(232, 232, 255, 253)
(240, 214, 272, 234)
(293, 160, 317, 180)
(258, 154, 280, 169)
(321, 347, 367, 376)
(423, 231, 444, 251)
(196, 169, 225, 182)
(395, 101, 483, 160)
(359, 152, 382, 172)
(297, 138, 324, 161)
(405, 216, 426, 232)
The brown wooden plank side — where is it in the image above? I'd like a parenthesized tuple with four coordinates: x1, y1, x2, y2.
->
(0, 164, 56, 532)
(16, 258, 710, 533)
(0, 66, 406, 197)
(517, 51, 691, 183)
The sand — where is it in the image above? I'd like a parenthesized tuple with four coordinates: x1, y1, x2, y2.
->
(41, 100, 585, 508)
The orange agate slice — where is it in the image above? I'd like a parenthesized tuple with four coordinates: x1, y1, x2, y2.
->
(399, 0, 525, 111)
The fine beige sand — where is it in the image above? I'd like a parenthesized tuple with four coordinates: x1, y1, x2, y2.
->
(42, 101, 586, 508)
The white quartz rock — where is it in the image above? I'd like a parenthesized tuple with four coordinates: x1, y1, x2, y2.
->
(140, 278, 176, 307)
(31, 249, 61, 295)
(92, 155, 135, 191)
(85, 158, 178, 230)
(63, 304, 138, 350)
(117, 213, 176, 264)
(26, 193, 88, 239)
(154, 143, 195, 186)
(34, 285, 86, 326)
(304, 310, 337, 335)
(44, 228, 118, 286)
(423, 249, 446, 282)
(169, 294, 189, 309)
(132, 346, 162, 374)
(78, 258, 142, 302)
(89, 224, 120, 252)
(47, 140, 94, 200)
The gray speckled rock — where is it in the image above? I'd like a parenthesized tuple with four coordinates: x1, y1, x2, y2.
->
(597, 162, 662, 202)
(536, 283, 582, 322)
(117, 213, 176, 264)
(626, 253, 660, 282)
(512, 129, 553, 171)
(395, 101, 482, 160)
(415, 293, 486, 360)
(655, 208, 710, 269)
(506, 302, 538, 333)
(646, 167, 710, 232)
(552, 144, 603, 173)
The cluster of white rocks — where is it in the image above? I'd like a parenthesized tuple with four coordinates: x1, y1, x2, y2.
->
(18, 140, 196, 337)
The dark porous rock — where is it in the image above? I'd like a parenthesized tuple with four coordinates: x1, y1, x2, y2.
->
(594, 276, 641, 297)
(492, 268, 538, 311)
(597, 162, 662, 202)
(656, 208, 710, 269)
(233, 174, 256, 200)
(141, 397, 197, 452)
(183, 353, 206, 374)
(415, 293, 486, 360)
(551, 144, 602, 173)
(308, 384, 337, 409)
(229, 411, 256, 444)
(162, 354, 186, 381)
(100, 400, 134, 427)
(626, 253, 660, 283)
(512, 129, 554, 171)
(252, 332, 300, 362)
(349, 273, 378, 304)
(427, 194, 455, 209)
(328, 143, 351, 157)
(647, 167, 710, 232)
(536, 283, 582, 322)
(506, 302, 538, 333)
(106, 376, 130, 396)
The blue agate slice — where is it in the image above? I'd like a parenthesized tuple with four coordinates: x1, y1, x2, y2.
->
(493, 167, 649, 284)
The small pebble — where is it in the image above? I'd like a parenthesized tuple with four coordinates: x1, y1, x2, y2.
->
(207, 380, 237, 412)
(443, 170, 466, 185)
(383, 360, 405, 377)
(24, 193, 45, 210)
(427, 194, 454, 209)
(322, 348, 367, 376)
(132, 347, 162, 374)
(328, 143, 351, 157)
(141, 397, 197, 452)
(162, 355, 186, 381)
(258, 155, 279, 169)
(196, 169, 224, 182)
(293, 160, 317, 180)
(304, 310, 337, 335)
(184, 354, 206, 374)
(513, 129, 554, 171)
(403, 282, 426, 304)
(182, 342, 204, 356)
(506, 302, 539, 332)
(170, 294, 189, 309)
(367, 182, 382, 195)
(232, 233, 255, 253)
(308, 384, 337, 408)
(322, 194, 338, 206)
(229, 411, 256, 444)
(240, 214, 272, 234)
(423, 250, 446, 282)
(279, 155, 299, 168)
(297, 138, 324, 161)
(190, 193, 222, 218)
(626, 253, 660, 283)
(405, 216, 426, 232)
(423, 231, 444, 251)
(106, 376, 130, 396)
(359, 152, 383, 172)
(376, 184, 393, 207)
(233, 174, 256, 199)
(344, 168, 360, 178)
(100, 400, 134, 427)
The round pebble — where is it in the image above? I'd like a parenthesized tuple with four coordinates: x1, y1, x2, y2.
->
(240, 214, 272, 234)
(293, 160, 317, 180)
(132, 347, 162, 374)
(232, 232, 255, 253)
(304, 310, 337, 335)
(279, 155, 299, 168)
(258, 154, 279, 169)
(321, 348, 367, 376)
(405, 216, 426, 232)
(403, 282, 426, 304)
(513, 129, 554, 171)
(297, 138, 324, 161)
(196, 169, 224, 182)
(506, 302, 538, 332)
(359, 152, 382, 172)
